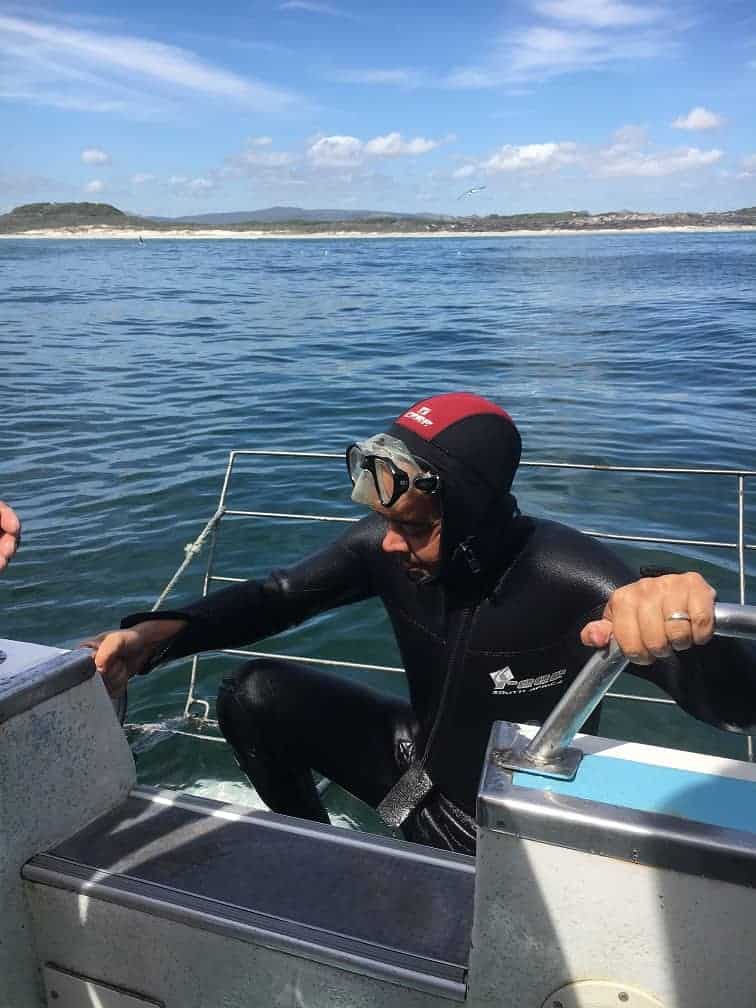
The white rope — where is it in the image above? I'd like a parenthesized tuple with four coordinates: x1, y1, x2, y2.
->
(152, 506, 225, 611)
(149, 506, 226, 724)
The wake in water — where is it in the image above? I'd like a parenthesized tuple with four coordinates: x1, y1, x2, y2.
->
(124, 719, 364, 827)
(125, 717, 223, 754)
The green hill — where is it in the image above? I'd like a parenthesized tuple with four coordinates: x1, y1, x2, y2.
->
(0, 202, 166, 233)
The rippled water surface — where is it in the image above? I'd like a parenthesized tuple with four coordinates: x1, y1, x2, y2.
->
(3, 233, 755, 815)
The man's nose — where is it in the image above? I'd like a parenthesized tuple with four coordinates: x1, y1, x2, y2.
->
(381, 527, 409, 554)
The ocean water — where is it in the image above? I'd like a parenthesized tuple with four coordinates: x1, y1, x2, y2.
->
(2, 232, 755, 823)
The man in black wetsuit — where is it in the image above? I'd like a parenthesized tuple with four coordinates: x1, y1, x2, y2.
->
(91, 392, 756, 854)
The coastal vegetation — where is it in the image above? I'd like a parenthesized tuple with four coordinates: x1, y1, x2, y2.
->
(2, 201, 756, 235)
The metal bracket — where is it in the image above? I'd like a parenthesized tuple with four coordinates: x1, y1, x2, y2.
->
(185, 697, 210, 722)
(492, 735, 583, 781)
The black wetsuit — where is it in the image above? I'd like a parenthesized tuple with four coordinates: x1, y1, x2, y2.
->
(125, 511, 756, 854)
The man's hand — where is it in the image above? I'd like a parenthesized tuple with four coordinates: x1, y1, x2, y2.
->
(81, 619, 187, 697)
(0, 501, 21, 571)
(580, 572, 716, 665)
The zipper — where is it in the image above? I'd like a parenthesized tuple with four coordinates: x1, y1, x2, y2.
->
(376, 604, 477, 829)
(419, 605, 476, 770)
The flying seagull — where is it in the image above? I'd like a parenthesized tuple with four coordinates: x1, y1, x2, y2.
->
(457, 185, 486, 199)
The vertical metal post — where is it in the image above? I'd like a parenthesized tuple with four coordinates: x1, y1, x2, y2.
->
(183, 452, 237, 721)
(737, 474, 754, 762)
(738, 475, 746, 606)
(202, 450, 237, 600)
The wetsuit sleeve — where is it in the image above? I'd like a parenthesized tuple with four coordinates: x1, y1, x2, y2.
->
(635, 632, 756, 734)
(580, 548, 756, 734)
(533, 524, 756, 735)
(120, 514, 384, 664)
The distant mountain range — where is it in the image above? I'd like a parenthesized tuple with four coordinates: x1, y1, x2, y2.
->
(2, 201, 755, 235)
(164, 206, 444, 224)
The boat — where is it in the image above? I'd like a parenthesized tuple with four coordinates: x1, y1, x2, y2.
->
(2, 451, 755, 1008)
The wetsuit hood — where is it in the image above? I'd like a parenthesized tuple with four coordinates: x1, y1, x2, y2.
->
(388, 392, 522, 589)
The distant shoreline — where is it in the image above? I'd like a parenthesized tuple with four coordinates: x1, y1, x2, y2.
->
(2, 224, 756, 240)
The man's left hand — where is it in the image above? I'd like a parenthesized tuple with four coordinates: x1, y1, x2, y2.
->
(580, 572, 716, 665)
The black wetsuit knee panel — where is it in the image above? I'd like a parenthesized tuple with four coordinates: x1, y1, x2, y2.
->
(216, 657, 294, 740)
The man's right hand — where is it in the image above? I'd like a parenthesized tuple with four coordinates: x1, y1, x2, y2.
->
(81, 619, 187, 698)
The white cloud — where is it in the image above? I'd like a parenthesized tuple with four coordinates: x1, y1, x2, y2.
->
(364, 132, 441, 156)
(508, 25, 660, 78)
(131, 173, 154, 184)
(533, 0, 663, 27)
(445, 0, 677, 89)
(672, 106, 724, 130)
(0, 14, 298, 116)
(458, 141, 579, 176)
(307, 132, 443, 166)
(169, 175, 217, 194)
(1, 88, 133, 114)
(597, 145, 723, 176)
(330, 1, 673, 94)
(611, 124, 650, 149)
(738, 154, 756, 178)
(81, 147, 110, 164)
(84, 179, 105, 193)
(279, 1, 355, 17)
(307, 135, 363, 166)
(223, 139, 297, 178)
(236, 148, 294, 167)
(445, 25, 669, 88)
(453, 129, 725, 187)
(332, 1, 672, 93)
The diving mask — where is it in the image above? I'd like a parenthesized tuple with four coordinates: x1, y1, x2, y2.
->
(347, 433, 441, 508)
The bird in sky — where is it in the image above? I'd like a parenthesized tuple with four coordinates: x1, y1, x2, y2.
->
(457, 185, 486, 199)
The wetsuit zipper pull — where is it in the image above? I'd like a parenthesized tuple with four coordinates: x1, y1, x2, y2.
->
(456, 539, 482, 575)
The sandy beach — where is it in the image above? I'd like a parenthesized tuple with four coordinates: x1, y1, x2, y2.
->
(3, 224, 756, 240)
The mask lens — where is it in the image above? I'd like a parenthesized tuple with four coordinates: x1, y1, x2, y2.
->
(347, 434, 436, 508)
(373, 457, 398, 506)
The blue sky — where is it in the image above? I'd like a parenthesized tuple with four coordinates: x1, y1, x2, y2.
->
(2, 0, 755, 215)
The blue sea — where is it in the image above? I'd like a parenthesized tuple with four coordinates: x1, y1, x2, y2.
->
(2, 232, 755, 823)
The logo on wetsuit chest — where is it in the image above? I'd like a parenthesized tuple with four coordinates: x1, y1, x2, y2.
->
(489, 665, 566, 694)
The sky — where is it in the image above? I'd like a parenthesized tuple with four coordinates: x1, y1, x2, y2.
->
(2, 0, 755, 216)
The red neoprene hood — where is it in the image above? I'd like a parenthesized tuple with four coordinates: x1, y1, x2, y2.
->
(394, 392, 514, 440)
(390, 392, 521, 494)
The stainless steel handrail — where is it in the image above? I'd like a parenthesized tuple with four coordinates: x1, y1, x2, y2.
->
(495, 603, 756, 779)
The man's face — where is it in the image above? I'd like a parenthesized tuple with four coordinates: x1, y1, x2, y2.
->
(373, 490, 442, 577)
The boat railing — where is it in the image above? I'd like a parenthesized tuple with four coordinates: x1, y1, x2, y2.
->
(141, 449, 755, 761)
